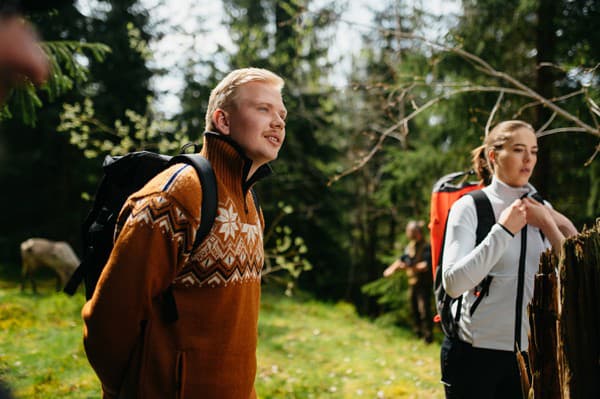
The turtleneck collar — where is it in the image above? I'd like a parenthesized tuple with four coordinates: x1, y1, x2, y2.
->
(200, 131, 273, 193)
(488, 176, 536, 202)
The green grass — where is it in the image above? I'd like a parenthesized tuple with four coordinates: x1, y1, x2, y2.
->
(256, 289, 443, 398)
(0, 283, 99, 398)
(0, 269, 444, 399)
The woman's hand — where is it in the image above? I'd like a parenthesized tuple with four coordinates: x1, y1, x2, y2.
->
(498, 198, 527, 234)
(522, 197, 552, 230)
(523, 197, 566, 253)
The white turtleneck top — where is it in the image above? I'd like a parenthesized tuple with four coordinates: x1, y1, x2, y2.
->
(442, 176, 551, 351)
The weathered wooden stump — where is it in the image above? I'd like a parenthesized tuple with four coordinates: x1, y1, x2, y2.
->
(528, 250, 560, 399)
(528, 219, 600, 399)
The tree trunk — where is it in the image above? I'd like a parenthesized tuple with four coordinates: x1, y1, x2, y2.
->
(534, 0, 558, 195)
(528, 251, 560, 398)
(558, 220, 600, 399)
(528, 219, 600, 399)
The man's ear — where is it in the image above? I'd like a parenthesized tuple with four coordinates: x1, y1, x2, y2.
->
(212, 109, 230, 135)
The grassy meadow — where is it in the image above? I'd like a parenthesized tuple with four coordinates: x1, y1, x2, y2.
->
(0, 264, 444, 398)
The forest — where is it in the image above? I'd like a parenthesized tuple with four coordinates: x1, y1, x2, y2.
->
(1, 0, 598, 319)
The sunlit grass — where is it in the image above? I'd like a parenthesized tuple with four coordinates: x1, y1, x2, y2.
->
(257, 288, 443, 398)
(0, 285, 99, 398)
(0, 266, 443, 398)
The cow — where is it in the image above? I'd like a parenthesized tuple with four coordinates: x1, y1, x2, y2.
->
(20, 238, 79, 293)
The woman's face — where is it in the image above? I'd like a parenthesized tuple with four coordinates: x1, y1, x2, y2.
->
(489, 127, 538, 187)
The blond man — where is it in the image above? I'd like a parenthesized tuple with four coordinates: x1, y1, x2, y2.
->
(82, 68, 287, 399)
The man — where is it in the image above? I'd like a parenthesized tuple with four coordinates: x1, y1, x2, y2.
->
(383, 220, 434, 343)
(82, 68, 287, 399)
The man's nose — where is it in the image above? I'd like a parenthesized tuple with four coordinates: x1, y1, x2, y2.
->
(272, 113, 285, 129)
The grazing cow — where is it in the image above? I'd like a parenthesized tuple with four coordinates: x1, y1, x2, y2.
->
(20, 238, 79, 293)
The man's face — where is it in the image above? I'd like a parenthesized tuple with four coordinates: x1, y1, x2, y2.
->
(219, 81, 287, 170)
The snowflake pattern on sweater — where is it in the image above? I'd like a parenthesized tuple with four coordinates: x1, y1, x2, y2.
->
(120, 187, 264, 289)
(172, 197, 264, 288)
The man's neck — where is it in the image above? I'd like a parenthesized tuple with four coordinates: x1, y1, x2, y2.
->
(247, 164, 258, 182)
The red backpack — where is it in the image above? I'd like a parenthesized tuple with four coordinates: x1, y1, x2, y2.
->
(428, 170, 483, 279)
(428, 170, 485, 332)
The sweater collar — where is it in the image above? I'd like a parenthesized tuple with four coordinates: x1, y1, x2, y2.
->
(200, 131, 273, 192)
(488, 176, 537, 201)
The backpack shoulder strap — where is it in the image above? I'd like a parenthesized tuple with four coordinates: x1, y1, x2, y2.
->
(169, 154, 218, 250)
(464, 189, 496, 316)
(466, 190, 495, 246)
(161, 154, 217, 323)
(530, 192, 546, 242)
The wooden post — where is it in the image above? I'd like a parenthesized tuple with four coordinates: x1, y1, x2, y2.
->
(558, 220, 600, 399)
(528, 251, 560, 399)
(528, 219, 600, 399)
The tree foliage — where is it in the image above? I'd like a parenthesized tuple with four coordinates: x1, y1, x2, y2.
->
(1, 0, 597, 314)
(440, 0, 600, 224)
(0, 0, 155, 261)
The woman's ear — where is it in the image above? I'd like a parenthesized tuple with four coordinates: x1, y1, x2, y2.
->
(487, 148, 496, 166)
(212, 109, 230, 135)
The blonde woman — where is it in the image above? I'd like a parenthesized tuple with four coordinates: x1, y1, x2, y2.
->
(440, 120, 576, 398)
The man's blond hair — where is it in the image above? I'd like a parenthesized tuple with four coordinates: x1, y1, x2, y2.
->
(205, 67, 285, 132)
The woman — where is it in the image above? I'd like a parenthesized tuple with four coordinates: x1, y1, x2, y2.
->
(440, 120, 576, 399)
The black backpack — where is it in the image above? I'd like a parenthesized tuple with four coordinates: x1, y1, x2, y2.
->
(63, 150, 218, 310)
(434, 190, 496, 339)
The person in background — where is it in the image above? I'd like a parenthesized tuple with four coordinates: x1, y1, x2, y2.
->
(384, 220, 434, 344)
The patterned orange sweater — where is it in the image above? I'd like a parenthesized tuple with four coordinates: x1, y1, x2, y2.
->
(82, 132, 270, 399)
